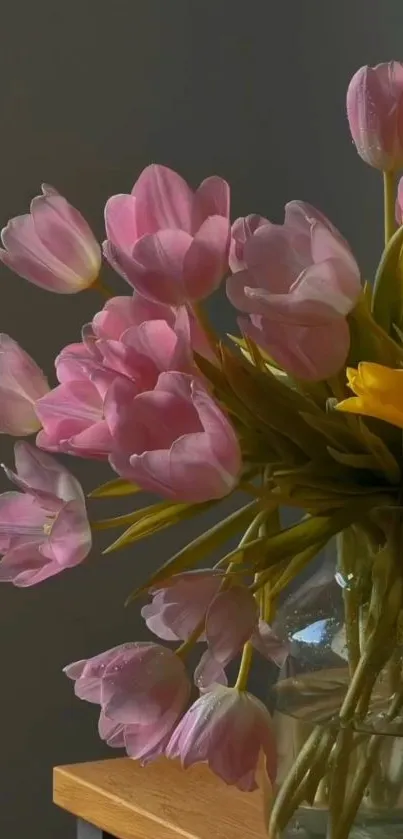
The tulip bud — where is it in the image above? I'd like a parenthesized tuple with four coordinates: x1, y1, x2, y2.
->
(347, 62, 403, 171)
(0, 185, 101, 293)
(0, 335, 49, 435)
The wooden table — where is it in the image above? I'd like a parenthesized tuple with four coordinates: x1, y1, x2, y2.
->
(53, 757, 267, 839)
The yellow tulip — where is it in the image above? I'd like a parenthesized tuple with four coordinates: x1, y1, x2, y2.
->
(337, 362, 403, 429)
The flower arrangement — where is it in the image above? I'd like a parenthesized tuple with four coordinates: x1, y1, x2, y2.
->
(2, 60, 403, 838)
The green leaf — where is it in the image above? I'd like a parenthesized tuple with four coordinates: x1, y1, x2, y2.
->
(255, 498, 390, 572)
(327, 447, 383, 472)
(218, 535, 268, 568)
(372, 225, 403, 334)
(356, 419, 401, 484)
(300, 411, 361, 452)
(103, 500, 213, 553)
(88, 477, 143, 498)
(92, 501, 171, 531)
(348, 294, 403, 367)
(220, 347, 324, 458)
(125, 501, 260, 602)
(253, 540, 327, 595)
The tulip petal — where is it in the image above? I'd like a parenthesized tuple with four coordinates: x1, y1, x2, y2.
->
(251, 621, 290, 667)
(133, 164, 193, 234)
(142, 570, 221, 642)
(1, 215, 84, 292)
(242, 315, 351, 381)
(98, 712, 126, 747)
(244, 224, 303, 291)
(192, 176, 230, 230)
(41, 499, 91, 567)
(122, 320, 182, 374)
(194, 650, 228, 691)
(128, 230, 192, 304)
(65, 645, 129, 703)
(12, 441, 85, 504)
(31, 191, 101, 280)
(0, 388, 41, 435)
(229, 215, 269, 272)
(183, 215, 230, 300)
(93, 294, 173, 340)
(0, 542, 57, 587)
(101, 644, 189, 725)
(35, 381, 104, 448)
(0, 492, 45, 551)
(206, 586, 258, 664)
(0, 333, 49, 401)
(104, 194, 138, 254)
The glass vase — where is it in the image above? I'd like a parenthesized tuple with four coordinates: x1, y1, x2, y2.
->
(268, 521, 403, 839)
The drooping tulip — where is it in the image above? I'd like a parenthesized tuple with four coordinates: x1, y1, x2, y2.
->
(141, 570, 223, 642)
(166, 685, 277, 791)
(64, 642, 191, 761)
(0, 185, 101, 293)
(108, 371, 242, 502)
(347, 62, 403, 171)
(0, 334, 49, 435)
(104, 165, 230, 305)
(227, 201, 361, 380)
(0, 442, 91, 586)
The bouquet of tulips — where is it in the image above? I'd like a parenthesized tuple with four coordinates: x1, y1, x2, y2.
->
(2, 60, 403, 839)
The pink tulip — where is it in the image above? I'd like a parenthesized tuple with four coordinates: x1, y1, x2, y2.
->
(104, 165, 230, 305)
(0, 334, 49, 435)
(347, 62, 403, 171)
(0, 185, 101, 293)
(65, 642, 191, 761)
(142, 570, 223, 642)
(93, 293, 217, 363)
(166, 685, 277, 791)
(108, 371, 242, 501)
(35, 307, 193, 459)
(227, 201, 361, 380)
(0, 442, 91, 586)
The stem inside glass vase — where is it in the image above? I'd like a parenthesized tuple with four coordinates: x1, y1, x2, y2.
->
(269, 512, 403, 839)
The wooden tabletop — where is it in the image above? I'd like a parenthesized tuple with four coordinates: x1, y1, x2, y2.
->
(53, 757, 267, 839)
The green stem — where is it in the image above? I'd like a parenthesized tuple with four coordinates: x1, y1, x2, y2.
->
(92, 277, 114, 299)
(234, 641, 253, 690)
(268, 727, 324, 837)
(383, 170, 397, 246)
(328, 726, 354, 835)
(175, 617, 205, 659)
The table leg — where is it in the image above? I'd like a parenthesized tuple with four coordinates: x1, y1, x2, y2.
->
(77, 818, 115, 838)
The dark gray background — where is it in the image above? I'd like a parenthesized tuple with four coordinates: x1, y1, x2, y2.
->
(0, 2, 400, 836)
